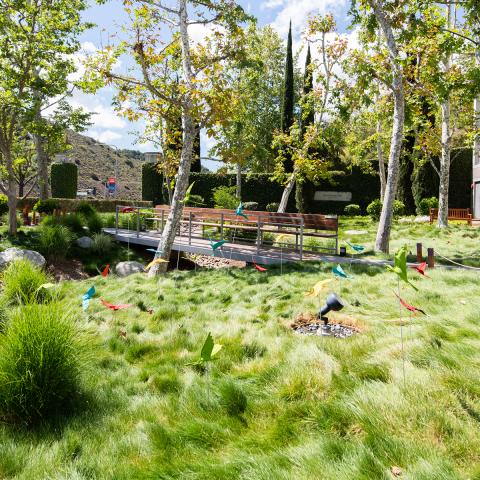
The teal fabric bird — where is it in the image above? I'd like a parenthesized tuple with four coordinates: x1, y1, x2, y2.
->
(347, 241, 365, 253)
(386, 245, 417, 291)
(210, 239, 226, 251)
(332, 264, 352, 279)
(82, 286, 96, 311)
(146, 248, 158, 254)
(235, 202, 248, 220)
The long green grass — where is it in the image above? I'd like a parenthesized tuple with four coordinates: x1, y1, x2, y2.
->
(0, 255, 479, 478)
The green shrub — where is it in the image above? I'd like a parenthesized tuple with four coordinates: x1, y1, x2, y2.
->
(366, 199, 382, 220)
(344, 204, 361, 216)
(418, 197, 438, 215)
(34, 199, 61, 215)
(2, 260, 51, 305)
(185, 194, 204, 207)
(38, 225, 73, 260)
(75, 201, 97, 218)
(218, 380, 247, 416)
(91, 233, 113, 255)
(0, 194, 8, 217)
(0, 304, 85, 424)
(393, 200, 406, 217)
(243, 202, 258, 210)
(266, 202, 279, 212)
(50, 163, 77, 198)
(42, 214, 85, 236)
(212, 186, 238, 210)
(87, 213, 103, 234)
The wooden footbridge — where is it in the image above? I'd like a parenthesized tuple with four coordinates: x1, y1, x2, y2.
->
(103, 205, 340, 265)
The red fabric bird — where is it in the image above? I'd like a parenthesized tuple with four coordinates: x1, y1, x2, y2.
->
(254, 264, 267, 272)
(101, 264, 110, 277)
(394, 293, 426, 315)
(101, 299, 132, 311)
(411, 262, 429, 277)
(120, 207, 135, 213)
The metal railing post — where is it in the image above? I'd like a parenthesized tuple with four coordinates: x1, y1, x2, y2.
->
(115, 206, 119, 234)
(136, 208, 140, 238)
(161, 209, 165, 231)
(220, 213, 224, 238)
(299, 218, 304, 261)
(256, 219, 261, 254)
(189, 212, 192, 245)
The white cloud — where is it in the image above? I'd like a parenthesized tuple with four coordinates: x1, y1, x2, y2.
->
(268, 0, 348, 39)
(89, 129, 122, 144)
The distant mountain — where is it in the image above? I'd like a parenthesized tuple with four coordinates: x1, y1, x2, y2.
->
(62, 130, 146, 200)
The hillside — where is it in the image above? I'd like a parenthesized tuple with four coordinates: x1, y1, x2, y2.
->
(63, 130, 145, 200)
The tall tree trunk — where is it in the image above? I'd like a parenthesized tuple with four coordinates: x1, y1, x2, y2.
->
(371, 0, 405, 253)
(437, 3, 453, 228)
(18, 178, 24, 197)
(236, 163, 241, 200)
(438, 99, 451, 228)
(278, 172, 295, 213)
(474, 39, 480, 215)
(6, 153, 17, 235)
(34, 83, 49, 200)
(375, 95, 386, 199)
(148, 0, 195, 276)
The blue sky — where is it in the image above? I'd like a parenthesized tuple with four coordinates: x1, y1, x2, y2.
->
(72, 0, 353, 169)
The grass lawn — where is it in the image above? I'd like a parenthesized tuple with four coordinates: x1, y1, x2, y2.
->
(1, 252, 480, 479)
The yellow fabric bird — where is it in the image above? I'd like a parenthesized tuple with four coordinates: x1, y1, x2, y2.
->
(144, 258, 169, 271)
(304, 279, 334, 297)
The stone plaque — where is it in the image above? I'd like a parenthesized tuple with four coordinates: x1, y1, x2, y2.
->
(314, 191, 352, 202)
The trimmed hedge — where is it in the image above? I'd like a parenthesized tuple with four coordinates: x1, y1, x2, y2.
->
(51, 163, 78, 199)
(17, 197, 151, 213)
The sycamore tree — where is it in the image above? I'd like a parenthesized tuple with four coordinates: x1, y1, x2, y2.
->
(0, 0, 89, 234)
(84, 0, 249, 275)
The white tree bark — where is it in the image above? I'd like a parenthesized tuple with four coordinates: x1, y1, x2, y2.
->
(474, 38, 480, 214)
(148, 0, 195, 276)
(437, 3, 453, 228)
(236, 162, 242, 199)
(375, 93, 386, 199)
(371, 0, 405, 253)
(277, 172, 295, 213)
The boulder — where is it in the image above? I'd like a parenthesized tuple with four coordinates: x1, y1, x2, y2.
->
(115, 261, 145, 277)
(0, 247, 46, 271)
(76, 236, 94, 248)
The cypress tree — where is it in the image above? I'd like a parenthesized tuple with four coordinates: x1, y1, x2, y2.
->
(280, 21, 295, 175)
(191, 125, 201, 172)
(281, 21, 294, 133)
(296, 43, 314, 212)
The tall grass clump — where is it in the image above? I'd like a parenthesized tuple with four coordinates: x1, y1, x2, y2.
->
(86, 213, 103, 234)
(38, 224, 73, 260)
(91, 233, 113, 255)
(42, 213, 85, 236)
(2, 260, 51, 305)
(0, 304, 86, 424)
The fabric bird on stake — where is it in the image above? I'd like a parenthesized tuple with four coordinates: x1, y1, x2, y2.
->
(304, 279, 334, 298)
(394, 293, 427, 316)
(411, 261, 429, 277)
(101, 264, 110, 277)
(235, 202, 248, 220)
(101, 299, 132, 311)
(346, 241, 365, 253)
(387, 245, 417, 291)
(180, 182, 195, 205)
(82, 286, 95, 311)
(145, 258, 168, 271)
(332, 264, 353, 279)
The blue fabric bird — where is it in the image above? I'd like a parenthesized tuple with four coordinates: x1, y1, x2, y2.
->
(332, 264, 352, 279)
(82, 286, 96, 311)
(235, 202, 248, 220)
(346, 241, 365, 253)
(210, 239, 226, 251)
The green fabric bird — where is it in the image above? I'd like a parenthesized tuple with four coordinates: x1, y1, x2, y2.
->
(181, 181, 195, 205)
(386, 245, 418, 291)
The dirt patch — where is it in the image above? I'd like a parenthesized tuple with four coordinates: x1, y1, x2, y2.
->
(46, 258, 90, 281)
(185, 253, 246, 270)
(290, 312, 364, 338)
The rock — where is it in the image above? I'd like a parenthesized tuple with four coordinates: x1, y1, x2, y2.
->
(76, 236, 94, 248)
(0, 247, 46, 270)
(115, 261, 145, 277)
(414, 215, 430, 223)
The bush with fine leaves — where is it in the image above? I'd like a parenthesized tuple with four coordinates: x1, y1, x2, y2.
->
(38, 224, 73, 260)
(91, 233, 113, 255)
(2, 260, 52, 305)
(0, 304, 86, 424)
(213, 186, 238, 210)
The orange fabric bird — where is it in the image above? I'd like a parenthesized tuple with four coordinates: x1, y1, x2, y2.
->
(101, 264, 110, 277)
(411, 262, 429, 277)
(101, 299, 132, 311)
(254, 264, 267, 272)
